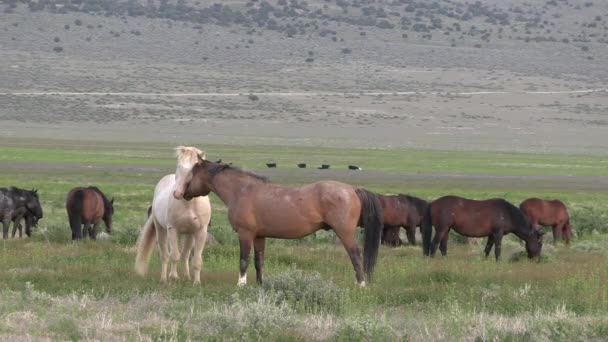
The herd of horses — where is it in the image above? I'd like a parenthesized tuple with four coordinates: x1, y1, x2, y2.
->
(1, 146, 574, 287)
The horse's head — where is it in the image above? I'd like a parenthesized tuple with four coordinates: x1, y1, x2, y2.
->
(104, 198, 114, 233)
(173, 146, 207, 200)
(524, 228, 544, 260)
(26, 189, 43, 221)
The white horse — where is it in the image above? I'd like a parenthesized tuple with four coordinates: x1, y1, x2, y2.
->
(135, 146, 211, 284)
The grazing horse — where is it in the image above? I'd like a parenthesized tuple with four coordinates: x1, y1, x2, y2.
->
(379, 194, 428, 246)
(65, 186, 113, 240)
(0, 187, 43, 239)
(135, 147, 211, 284)
(520, 198, 572, 245)
(422, 196, 544, 261)
(173, 159, 383, 287)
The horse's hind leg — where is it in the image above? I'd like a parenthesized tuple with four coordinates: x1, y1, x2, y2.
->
(439, 231, 449, 256)
(484, 235, 495, 259)
(155, 224, 169, 283)
(167, 226, 180, 281)
(334, 227, 365, 286)
(254, 237, 266, 285)
(191, 226, 208, 285)
(430, 224, 448, 257)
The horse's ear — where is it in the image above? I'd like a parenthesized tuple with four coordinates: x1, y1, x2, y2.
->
(174, 146, 186, 157)
(197, 151, 206, 163)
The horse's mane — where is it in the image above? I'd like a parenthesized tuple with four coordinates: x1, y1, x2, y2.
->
(209, 163, 269, 183)
(7, 186, 38, 198)
(175, 146, 206, 164)
(500, 199, 531, 232)
(87, 186, 113, 214)
(398, 194, 428, 211)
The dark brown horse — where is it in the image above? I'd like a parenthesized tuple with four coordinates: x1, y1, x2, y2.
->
(173, 159, 383, 287)
(379, 194, 428, 246)
(66, 186, 114, 240)
(422, 196, 544, 260)
(520, 198, 572, 245)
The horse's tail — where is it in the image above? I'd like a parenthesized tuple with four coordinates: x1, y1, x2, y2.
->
(135, 214, 157, 276)
(67, 190, 84, 238)
(356, 188, 383, 282)
(422, 203, 433, 256)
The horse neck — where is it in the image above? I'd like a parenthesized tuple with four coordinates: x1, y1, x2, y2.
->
(211, 171, 261, 206)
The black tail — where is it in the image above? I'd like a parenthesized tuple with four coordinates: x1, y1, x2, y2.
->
(422, 203, 433, 256)
(67, 190, 84, 240)
(356, 188, 383, 282)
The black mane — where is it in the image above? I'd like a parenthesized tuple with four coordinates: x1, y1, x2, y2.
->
(398, 194, 428, 212)
(209, 163, 269, 183)
(500, 199, 531, 232)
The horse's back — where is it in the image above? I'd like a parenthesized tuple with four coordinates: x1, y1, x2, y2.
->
(521, 198, 568, 223)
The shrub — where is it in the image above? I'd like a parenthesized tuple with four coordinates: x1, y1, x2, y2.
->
(336, 315, 395, 341)
(202, 291, 295, 339)
(262, 266, 347, 314)
(341, 48, 352, 54)
(305, 57, 314, 62)
(74, 19, 83, 26)
(53, 37, 60, 43)
(53, 46, 64, 53)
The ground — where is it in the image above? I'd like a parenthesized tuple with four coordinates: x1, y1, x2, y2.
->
(1, 0, 608, 340)
(0, 142, 607, 341)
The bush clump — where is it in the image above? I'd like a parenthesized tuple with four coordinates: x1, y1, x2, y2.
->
(262, 266, 347, 314)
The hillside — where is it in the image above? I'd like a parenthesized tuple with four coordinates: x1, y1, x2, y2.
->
(0, 0, 607, 151)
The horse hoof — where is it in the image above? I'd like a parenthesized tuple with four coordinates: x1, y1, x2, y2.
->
(358, 281, 366, 288)
(193, 280, 201, 286)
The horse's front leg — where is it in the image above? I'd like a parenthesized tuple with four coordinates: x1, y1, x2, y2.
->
(181, 234, 194, 282)
(167, 226, 180, 281)
(89, 223, 99, 240)
(237, 231, 254, 287)
(407, 218, 418, 245)
(2, 216, 11, 239)
(493, 229, 504, 261)
(82, 223, 90, 239)
(484, 235, 495, 258)
(254, 237, 266, 285)
(191, 226, 208, 285)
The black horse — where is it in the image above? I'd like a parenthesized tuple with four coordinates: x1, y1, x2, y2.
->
(0, 187, 43, 239)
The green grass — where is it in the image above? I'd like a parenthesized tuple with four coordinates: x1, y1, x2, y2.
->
(1, 138, 607, 176)
(0, 140, 607, 340)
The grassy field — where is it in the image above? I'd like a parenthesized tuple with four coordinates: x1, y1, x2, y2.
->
(1, 141, 607, 341)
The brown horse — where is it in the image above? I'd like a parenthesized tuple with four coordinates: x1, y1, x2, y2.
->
(66, 186, 114, 240)
(379, 194, 428, 246)
(173, 159, 383, 287)
(422, 196, 544, 260)
(520, 198, 572, 245)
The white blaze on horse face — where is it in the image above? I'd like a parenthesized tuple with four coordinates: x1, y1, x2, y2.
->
(237, 274, 247, 287)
